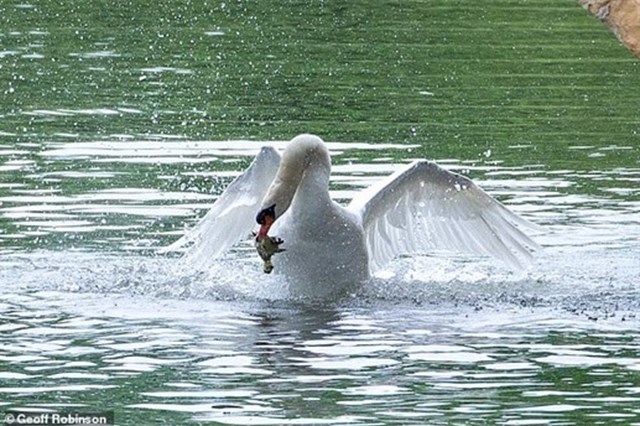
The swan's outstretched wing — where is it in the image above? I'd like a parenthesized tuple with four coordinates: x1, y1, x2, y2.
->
(348, 160, 541, 273)
(160, 146, 281, 270)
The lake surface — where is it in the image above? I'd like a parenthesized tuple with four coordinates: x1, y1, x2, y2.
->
(1, 0, 640, 424)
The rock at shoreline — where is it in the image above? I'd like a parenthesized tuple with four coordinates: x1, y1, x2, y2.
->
(579, 0, 640, 57)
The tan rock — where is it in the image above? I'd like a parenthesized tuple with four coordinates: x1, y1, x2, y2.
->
(579, 0, 640, 57)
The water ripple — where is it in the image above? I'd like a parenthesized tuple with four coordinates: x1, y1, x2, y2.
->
(0, 293, 639, 423)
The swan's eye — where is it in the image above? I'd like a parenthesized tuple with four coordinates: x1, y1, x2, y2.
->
(256, 204, 276, 224)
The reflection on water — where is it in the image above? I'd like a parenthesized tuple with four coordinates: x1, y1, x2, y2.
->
(1, 293, 640, 424)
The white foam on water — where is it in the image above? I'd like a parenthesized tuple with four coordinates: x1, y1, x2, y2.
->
(0, 226, 638, 327)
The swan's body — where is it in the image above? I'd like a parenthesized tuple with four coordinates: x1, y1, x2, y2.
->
(164, 134, 540, 297)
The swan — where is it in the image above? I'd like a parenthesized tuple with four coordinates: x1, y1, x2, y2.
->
(163, 134, 540, 297)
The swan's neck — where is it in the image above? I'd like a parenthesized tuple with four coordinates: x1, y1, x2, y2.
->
(261, 135, 331, 218)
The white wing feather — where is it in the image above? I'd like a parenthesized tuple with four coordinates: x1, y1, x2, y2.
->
(160, 146, 281, 270)
(348, 160, 541, 274)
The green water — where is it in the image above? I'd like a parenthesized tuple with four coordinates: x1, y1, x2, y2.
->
(1, 0, 640, 425)
(3, 1, 638, 144)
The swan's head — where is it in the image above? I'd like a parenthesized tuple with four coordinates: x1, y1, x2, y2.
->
(255, 134, 330, 241)
(254, 161, 300, 240)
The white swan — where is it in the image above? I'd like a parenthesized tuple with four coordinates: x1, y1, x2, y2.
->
(163, 134, 540, 296)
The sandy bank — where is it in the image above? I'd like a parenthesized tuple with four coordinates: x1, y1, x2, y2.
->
(580, 0, 640, 57)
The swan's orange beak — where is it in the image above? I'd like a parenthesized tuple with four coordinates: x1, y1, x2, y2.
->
(256, 214, 274, 241)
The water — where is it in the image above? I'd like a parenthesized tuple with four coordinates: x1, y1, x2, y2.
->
(1, 0, 640, 424)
